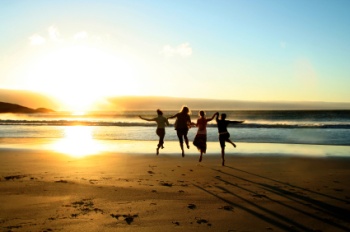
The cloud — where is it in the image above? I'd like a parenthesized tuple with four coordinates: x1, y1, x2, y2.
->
(29, 34, 46, 45)
(29, 26, 107, 47)
(29, 26, 60, 46)
(161, 42, 192, 57)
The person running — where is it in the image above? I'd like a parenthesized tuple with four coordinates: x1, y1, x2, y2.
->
(168, 106, 194, 157)
(216, 113, 244, 166)
(139, 109, 169, 155)
(193, 111, 218, 162)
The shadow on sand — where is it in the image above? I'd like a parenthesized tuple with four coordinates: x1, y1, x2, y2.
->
(193, 165, 350, 232)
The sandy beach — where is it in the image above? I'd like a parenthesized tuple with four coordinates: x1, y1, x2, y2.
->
(1, 147, 350, 232)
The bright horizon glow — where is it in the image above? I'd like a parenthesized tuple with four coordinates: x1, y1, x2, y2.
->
(1, 0, 350, 112)
(23, 42, 141, 112)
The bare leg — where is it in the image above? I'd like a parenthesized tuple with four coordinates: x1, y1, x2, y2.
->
(159, 134, 165, 149)
(221, 148, 225, 166)
(184, 135, 190, 149)
(199, 152, 203, 162)
(177, 132, 185, 157)
(227, 139, 236, 148)
(156, 141, 161, 155)
(180, 143, 185, 157)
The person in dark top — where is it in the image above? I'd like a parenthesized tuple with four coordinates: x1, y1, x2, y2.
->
(139, 109, 169, 155)
(168, 106, 194, 157)
(216, 113, 244, 166)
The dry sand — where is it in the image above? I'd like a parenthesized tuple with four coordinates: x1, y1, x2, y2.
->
(1, 148, 350, 232)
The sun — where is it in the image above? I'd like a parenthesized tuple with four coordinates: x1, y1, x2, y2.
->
(24, 44, 139, 112)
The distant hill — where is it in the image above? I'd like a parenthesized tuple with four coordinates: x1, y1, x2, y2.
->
(0, 89, 60, 110)
(0, 102, 55, 114)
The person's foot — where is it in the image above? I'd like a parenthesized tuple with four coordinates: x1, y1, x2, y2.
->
(199, 156, 202, 162)
(222, 160, 225, 166)
(232, 143, 236, 148)
(182, 151, 185, 157)
(186, 144, 190, 149)
(156, 148, 159, 155)
(161, 145, 164, 149)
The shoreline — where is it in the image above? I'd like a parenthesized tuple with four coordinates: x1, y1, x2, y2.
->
(1, 148, 350, 231)
(1, 137, 350, 158)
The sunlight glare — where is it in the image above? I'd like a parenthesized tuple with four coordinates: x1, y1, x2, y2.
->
(51, 126, 103, 157)
(25, 44, 139, 111)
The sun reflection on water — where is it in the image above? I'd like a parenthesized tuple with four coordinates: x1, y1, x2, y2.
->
(51, 126, 103, 157)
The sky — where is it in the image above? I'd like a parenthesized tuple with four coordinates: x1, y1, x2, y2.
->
(0, 0, 350, 111)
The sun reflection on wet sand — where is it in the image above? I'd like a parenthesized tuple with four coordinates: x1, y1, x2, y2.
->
(51, 126, 103, 157)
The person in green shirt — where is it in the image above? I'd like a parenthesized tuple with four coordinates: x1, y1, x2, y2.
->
(139, 109, 169, 155)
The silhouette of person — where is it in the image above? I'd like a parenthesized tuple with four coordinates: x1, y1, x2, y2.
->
(216, 113, 244, 166)
(139, 109, 169, 155)
(193, 111, 218, 162)
(168, 106, 194, 157)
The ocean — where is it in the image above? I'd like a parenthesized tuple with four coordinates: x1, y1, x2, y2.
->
(1, 110, 350, 157)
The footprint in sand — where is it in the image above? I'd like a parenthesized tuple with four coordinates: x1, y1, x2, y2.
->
(110, 214, 138, 225)
(219, 205, 234, 211)
(187, 203, 196, 209)
(172, 221, 180, 226)
(160, 182, 173, 187)
(4, 175, 27, 181)
(55, 180, 68, 183)
(195, 217, 211, 226)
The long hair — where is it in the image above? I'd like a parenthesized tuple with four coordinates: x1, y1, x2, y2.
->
(180, 105, 191, 115)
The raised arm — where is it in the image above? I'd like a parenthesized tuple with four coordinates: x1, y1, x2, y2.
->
(215, 112, 220, 121)
(207, 112, 219, 122)
(139, 116, 154, 122)
(228, 120, 244, 124)
(167, 113, 178, 119)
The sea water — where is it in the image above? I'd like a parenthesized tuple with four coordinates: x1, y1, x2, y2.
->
(0, 110, 349, 157)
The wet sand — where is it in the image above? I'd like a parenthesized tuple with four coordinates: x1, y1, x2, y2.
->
(1, 147, 350, 232)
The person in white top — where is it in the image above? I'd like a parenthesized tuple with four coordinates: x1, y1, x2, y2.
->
(193, 111, 218, 162)
(139, 109, 169, 155)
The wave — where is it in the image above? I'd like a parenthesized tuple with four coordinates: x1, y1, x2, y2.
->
(1, 119, 350, 129)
